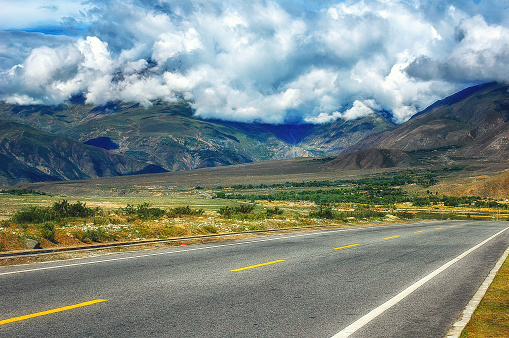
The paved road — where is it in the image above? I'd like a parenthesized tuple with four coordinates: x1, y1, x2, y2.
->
(0, 221, 507, 337)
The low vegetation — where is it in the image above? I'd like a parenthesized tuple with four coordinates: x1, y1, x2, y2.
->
(214, 168, 509, 210)
(0, 188, 47, 196)
(460, 255, 509, 337)
(0, 168, 508, 252)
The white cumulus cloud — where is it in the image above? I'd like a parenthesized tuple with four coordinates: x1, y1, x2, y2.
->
(0, 0, 508, 124)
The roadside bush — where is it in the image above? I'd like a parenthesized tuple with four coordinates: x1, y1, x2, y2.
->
(40, 223, 56, 242)
(81, 228, 110, 242)
(202, 225, 219, 233)
(169, 206, 204, 217)
(309, 205, 336, 219)
(218, 204, 256, 218)
(52, 200, 95, 218)
(11, 200, 97, 224)
(122, 204, 136, 215)
(12, 206, 57, 224)
(136, 203, 166, 219)
(218, 206, 234, 218)
(266, 207, 283, 216)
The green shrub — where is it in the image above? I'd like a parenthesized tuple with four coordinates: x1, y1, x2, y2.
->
(40, 223, 56, 242)
(218, 204, 256, 218)
(266, 207, 283, 216)
(169, 206, 204, 217)
(309, 205, 336, 219)
(12, 206, 58, 224)
(52, 200, 95, 218)
(81, 228, 109, 242)
(122, 204, 136, 215)
(218, 206, 234, 218)
(202, 225, 219, 233)
(12, 200, 97, 224)
(215, 191, 227, 199)
(136, 203, 166, 219)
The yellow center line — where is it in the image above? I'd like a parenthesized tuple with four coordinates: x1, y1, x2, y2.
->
(415, 230, 425, 233)
(231, 260, 285, 272)
(435, 227, 442, 229)
(0, 299, 108, 326)
(334, 244, 360, 250)
(384, 235, 400, 239)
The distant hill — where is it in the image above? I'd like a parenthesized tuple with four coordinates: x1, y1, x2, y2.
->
(450, 170, 509, 199)
(0, 100, 393, 184)
(325, 148, 416, 170)
(3, 82, 509, 185)
(348, 82, 509, 161)
(0, 120, 164, 185)
(302, 114, 395, 154)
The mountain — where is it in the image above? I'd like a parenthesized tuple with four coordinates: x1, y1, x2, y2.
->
(325, 148, 416, 170)
(3, 81, 508, 186)
(0, 100, 393, 184)
(0, 120, 166, 185)
(301, 114, 395, 153)
(347, 82, 509, 162)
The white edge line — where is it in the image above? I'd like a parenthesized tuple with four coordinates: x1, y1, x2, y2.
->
(331, 226, 509, 338)
(446, 244, 509, 338)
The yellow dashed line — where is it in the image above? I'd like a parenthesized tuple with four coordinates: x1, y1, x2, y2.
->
(232, 260, 285, 271)
(334, 244, 359, 250)
(0, 299, 108, 325)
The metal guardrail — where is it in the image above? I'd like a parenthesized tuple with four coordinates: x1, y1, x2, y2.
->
(0, 224, 345, 259)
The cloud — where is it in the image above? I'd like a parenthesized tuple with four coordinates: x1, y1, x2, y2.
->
(406, 15, 509, 83)
(1, 0, 508, 124)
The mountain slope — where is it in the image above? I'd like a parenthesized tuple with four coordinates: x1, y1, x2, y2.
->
(302, 114, 395, 153)
(348, 82, 509, 160)
(0, 120, 161, 185)
(0, 100, 393, 176)
(326, 148, 416, 170)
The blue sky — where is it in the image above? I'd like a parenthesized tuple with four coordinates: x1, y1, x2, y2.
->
(1, 0, 508, 124)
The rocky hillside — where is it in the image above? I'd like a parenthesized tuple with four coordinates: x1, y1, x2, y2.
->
(348, 82, 509, 161)
(0, 99, 393, 184)
(0, 120, 164, 185)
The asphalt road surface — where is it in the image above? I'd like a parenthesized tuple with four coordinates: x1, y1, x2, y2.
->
(0, 221, 507, 337)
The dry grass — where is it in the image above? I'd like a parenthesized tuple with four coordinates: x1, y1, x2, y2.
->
(437, 169, 509, 199)
(460, 254, 509, 337)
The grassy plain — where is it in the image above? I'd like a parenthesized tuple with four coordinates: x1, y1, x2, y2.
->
(1, 161, 508, 253)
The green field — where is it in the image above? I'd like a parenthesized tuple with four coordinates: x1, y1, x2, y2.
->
(1, 164, 508, 253)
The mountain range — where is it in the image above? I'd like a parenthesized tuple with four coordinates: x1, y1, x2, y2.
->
(1, 82, 508, 185)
